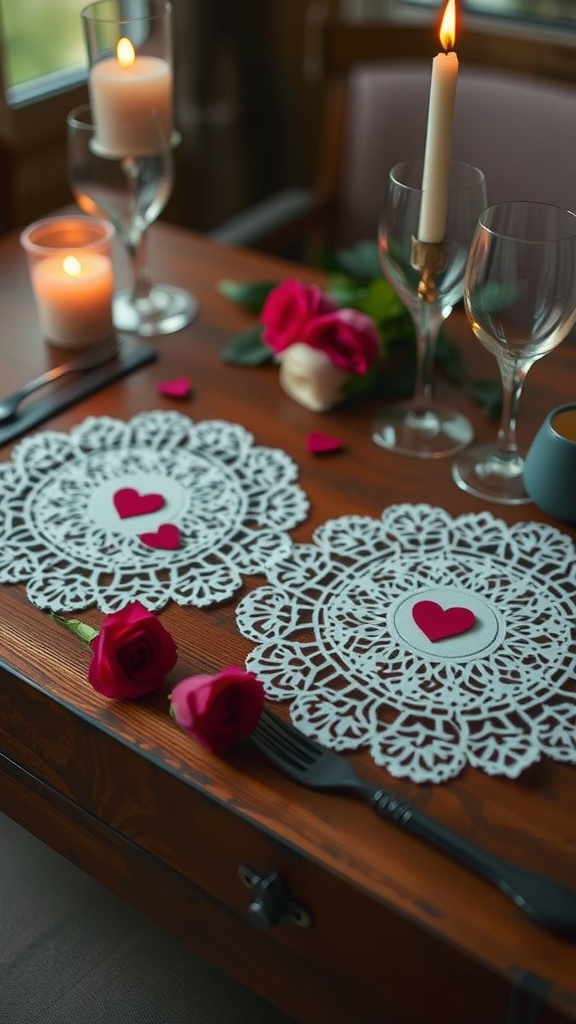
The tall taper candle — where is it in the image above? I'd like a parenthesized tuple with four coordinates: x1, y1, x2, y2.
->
(418, 0, 459, 243)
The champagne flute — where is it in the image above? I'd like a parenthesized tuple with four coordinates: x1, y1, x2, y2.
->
(452, 201, 576, 504)
(372, 159, 487, 458)
(67, 103, 198, 336)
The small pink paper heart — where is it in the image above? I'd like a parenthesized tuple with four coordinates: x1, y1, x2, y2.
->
(114, 487, 165, 519)
(412, 600, 476, 642)
(306, 432, 343, 455)
(156, 377, 191, 399)
(139, 524, 181, 550)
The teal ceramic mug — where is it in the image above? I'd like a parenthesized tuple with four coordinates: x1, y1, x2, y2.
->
(523, 404, 576, 522)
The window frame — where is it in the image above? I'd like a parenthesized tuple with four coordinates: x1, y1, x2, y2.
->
(0, 53, 87, 228)
(0, 82, 88, 155)
(389, 0, 576, 31)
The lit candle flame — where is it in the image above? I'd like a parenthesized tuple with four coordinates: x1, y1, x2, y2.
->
(63, 256, 82, 278)
(116, 37, 135, 68)
(439, 0, 457, 52)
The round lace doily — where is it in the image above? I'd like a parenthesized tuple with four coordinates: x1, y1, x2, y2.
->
(236, 504, 576, 783)
(0, 411, 309, 613)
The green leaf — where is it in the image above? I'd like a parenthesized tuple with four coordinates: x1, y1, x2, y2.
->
(358, 278, 407, 325)
(468, 379, 503, 420)
(381, 316, 415, 352)
(331, 240, 382, 280)
(325, 273, 366, 309)
(220, 325, 272, 366)
(340, 359, 382, 401)
(50, 612, 98, 646)
(217, 279, 276, 314)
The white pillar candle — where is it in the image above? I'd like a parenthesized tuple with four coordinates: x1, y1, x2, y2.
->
(418, 0, 459, 243)
(31, 254, 114, 348)
(89, 38, 172, 156)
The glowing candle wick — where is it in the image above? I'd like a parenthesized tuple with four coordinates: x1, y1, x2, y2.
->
(117, 37, 135, 69)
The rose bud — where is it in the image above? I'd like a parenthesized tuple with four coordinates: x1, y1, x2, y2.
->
(170, 666, 265, 756)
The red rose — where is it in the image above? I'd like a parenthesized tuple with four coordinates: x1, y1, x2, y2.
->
(261, 278, 337, 354)
(169, 666, 265, 755)
(302, 308, 381, 375)
(88, 601, 178, 699)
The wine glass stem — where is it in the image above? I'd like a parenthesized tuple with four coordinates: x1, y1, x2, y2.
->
(126, 228, 154, 304)
(497, 359, 529, 457)
(122, 155, 153, 305)
(413, 302, 442, 411)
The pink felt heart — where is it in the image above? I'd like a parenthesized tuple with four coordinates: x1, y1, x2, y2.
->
(411, 600, 476, 642)
(306, 432, 343, 455)
(156, 376, 191, 399)
(114, 488, 165, 519)
(139, 524, 181, 550)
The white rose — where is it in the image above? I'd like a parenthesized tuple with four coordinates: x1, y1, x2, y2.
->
(278, 343, 349, 412)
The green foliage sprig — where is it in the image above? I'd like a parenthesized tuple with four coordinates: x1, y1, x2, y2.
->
(218, 240, 502, 417)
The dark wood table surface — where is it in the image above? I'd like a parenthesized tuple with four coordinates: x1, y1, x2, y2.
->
(0, 219, 575, 1024)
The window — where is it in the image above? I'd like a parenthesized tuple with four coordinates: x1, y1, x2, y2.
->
(0, 0, 87, 104)
(340, 0, 576, 29)
(0, 0, 89, 229)
(395, 0, 576, 29)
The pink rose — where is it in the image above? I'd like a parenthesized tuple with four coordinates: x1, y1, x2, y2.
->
(170, 666, 265, 755)
(261, 279, 337, 354)
(301, 308, 381, 375)
(88, 601, 178, 699)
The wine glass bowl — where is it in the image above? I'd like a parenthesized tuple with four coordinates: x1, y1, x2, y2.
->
(372, 159, 487, 458)
(67, 103, 198, 336)
(452, 200, 576, 504)
(68, 104, 172, 229)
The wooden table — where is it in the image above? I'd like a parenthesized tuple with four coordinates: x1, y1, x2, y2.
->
(0, 220, 575, 1024)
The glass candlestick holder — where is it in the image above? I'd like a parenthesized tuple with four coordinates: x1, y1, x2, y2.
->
(80, 0, 198, 336)
(372, 160, 487, 458)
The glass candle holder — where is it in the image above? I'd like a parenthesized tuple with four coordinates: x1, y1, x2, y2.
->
(82, 0, 175, 156)
(77, 1, 198, 337)
(21, 215, 115, 348)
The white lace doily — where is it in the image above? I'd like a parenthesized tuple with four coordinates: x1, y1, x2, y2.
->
(0, 411, 309, 613)
(236, 504, 576, 783)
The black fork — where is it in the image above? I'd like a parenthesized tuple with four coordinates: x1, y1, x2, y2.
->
(252, 708, 576, 939)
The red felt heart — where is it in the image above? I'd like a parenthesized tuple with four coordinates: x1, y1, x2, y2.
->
(306, 432, 343, 455)
(114, 488, 165, 519)
(156, 376, 191, 399)
(411, 600, 476, 642)
(139, 524, 181, 550)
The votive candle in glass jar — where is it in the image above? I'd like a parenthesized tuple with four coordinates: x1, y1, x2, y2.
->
(21, 215, 115, 348)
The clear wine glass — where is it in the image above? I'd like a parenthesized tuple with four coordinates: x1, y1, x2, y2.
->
(372, 159, 487, 458)
(67, 103, 198, 336)
(452, 200, 576, 504)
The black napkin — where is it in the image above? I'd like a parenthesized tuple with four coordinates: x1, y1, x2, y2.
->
(0, 338, 157, 447)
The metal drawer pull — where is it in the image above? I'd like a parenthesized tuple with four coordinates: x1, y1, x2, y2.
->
(238, 865, 312, 931)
